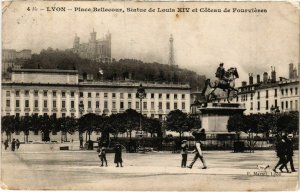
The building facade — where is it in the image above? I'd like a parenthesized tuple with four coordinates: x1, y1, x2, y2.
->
(71, 30, 111, 63)
(2, 69, 190, 120)
(2, 49, 32, 75)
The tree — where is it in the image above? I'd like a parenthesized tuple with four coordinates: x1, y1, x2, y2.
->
(79, 113, 98, 141)
(227, 114, 246, 140)
(143, 118, 162, 137)
(20, 116, 31, 142)
(166, 110, 192, 142)
(1, 116, 15, 141)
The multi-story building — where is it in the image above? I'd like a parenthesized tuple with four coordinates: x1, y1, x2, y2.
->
(2, 49, 32, 75)
(233, 64, 299, 114)
(2, 69, 190, 120)
(71, 30, 111, 63)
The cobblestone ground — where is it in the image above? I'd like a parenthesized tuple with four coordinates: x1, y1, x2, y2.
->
(1, 144, 298, 191)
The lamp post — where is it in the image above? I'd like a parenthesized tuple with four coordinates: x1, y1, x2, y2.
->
(136, 84, 146, 150)
(270, 105, 280, 137)
(79, 101, 84, 148)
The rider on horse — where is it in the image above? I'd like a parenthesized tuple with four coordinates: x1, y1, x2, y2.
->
(215, 63, 229, 90)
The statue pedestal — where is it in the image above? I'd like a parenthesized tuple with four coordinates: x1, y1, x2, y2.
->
(200, 103, 246, 133)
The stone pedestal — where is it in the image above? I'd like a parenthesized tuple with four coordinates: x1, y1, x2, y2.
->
(200, 103, 246, 133)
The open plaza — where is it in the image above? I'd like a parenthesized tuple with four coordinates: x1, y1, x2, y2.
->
(1, 143, 298, 191)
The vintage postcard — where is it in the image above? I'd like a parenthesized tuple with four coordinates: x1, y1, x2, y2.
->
(1, 1, 299, 191)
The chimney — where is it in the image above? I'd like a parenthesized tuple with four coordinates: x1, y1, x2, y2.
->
(242, 81, 247, 87)
(263, 72, 268, 83)
(257, 74, 261, 84)
(271, 66, 276, 83)
(289, 63, 294, 79)
(249, 73, 253, 85)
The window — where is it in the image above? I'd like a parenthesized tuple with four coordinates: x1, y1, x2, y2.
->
(296, 87, 298, 95)
(112, 93, 116, 98)
(71, 101, 75, 108)
(53, 113, 57, 118)
(128, 102, 132, 109)
(286, 101, 288, 109)
(16, 90, 20, 97)
(104, 93, 108, 98)
(88, 92, 91, 98)
(128, 93, 132, 99)
(44, 100, 47, 108)
(120, 102, 124, 109)
(236, 96, 239, 102)
(104, 101, 108, 109)
(112, 102, 116, 109)
(136, 102, 139, 109)
(62, 91, 66, 97)
(53, 100, 56, 108)
(266, 100, 269, 110)
(285, 89, 288, 95)
(250, 93, 253, 100)
(159, 102, 162, 110)
(71, 91, 75, 97)
(257, 91, 260, 99)
(96, 93, 99, 97)
(16, 100, 20, 108)
(151, 93, 154, 99)
(71, 113, 75, 117)
(151, 102, 154, 109)
(62, 101, 66, 108)
(182, 102, 185, 110)
(143, 102, 147, 110)
(120, 93, 124, 99)
(159, 94, 162, 99)
(6, 91, 10, 97)
(34, 90, 38, 97)
(182, 94, 185, 99)
(166, 102, 170, 110)
(257, 101, 260, 110)
(290, 101, 293, 110)
(250, 102, 253, 110)
(266, 90, 268, 98)
(25, 100, 29, 108)
(6, 100, 10, 107)
(80, 92, 83, 97)
(53, 91, 57, 97)
(43, 91, 47, 97)
(166, 94, 170, 99)
(281, 89, 284, 96)
(88, 101, 92, 108)
(25, 113, 29, 116)
(174, 102, 178, 109)
(174, 94, 177, 100)
(25, 90, 29, 96)
(281, 101, 284, 110)
(295, 100, 298, 110)
(275, 99, 277, 108)
(16, 113, 20, 117)
(274, 89, 277, 97)
(62, 113, 66, 117)
(35, 100, 38, 108)
(96, 101, 99, 108)
(290, 88, 293, 95)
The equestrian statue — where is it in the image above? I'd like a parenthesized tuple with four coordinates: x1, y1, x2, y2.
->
(202, 63, 239, 103)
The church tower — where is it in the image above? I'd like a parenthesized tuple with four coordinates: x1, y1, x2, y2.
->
(73, 34, 80, 51)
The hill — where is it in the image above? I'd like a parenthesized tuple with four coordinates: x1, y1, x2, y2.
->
(23, 48, 206, 90)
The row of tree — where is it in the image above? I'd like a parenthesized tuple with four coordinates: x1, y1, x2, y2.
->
(22, 49, 206, 90)
(227, 111, 299, 137)
(2, 109, 200, 143)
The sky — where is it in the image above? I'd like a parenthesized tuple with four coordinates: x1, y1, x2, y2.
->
(3, 1, 299, 84)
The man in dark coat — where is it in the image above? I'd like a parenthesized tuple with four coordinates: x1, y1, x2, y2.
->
(280, 134, 296, 172)
(114, 143, 123, 167)
(4, 139, 9, 150)
(180, 140, 188, 168)
(11, 138, 16, 152)
(273, 137, 289, 173)
(215, 63, 225, 80)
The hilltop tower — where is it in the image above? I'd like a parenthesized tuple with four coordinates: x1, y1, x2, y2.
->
(168, 34, 175, 66)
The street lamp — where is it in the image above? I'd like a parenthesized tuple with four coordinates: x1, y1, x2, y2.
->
(136, 84, 146, 150)
(270, 105, 280, 137)
(79, 101, 84, 148)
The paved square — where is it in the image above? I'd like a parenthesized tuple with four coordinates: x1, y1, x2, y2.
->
(1, 144, 298, 191)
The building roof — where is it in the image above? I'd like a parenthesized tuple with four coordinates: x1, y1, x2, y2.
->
(12, 68, 78, 74)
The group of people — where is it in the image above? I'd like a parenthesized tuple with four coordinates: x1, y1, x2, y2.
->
(97, 142, 123, 167)
(3, 138, 21, 151)
(180, 129, 207, 169)
(273, 134, 296, 173)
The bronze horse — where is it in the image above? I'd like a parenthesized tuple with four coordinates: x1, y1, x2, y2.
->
(202, 67, 239, 103)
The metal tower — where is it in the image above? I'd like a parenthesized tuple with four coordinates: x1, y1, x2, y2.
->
(168, 34, 175, 66)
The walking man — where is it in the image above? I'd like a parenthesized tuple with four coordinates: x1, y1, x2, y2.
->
(11, 138, 16, 152)
(187, 129, 207, 169)
(114, 143, 123, 167)
(99, 145, 108, 167)
(273, 137, 289, 173)
(4, 139, 9, 150)
(16, 139, 20, 150)
(280, 134, 296, 172)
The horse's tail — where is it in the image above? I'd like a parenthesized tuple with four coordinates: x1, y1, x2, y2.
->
(201, 79, 210, 95)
